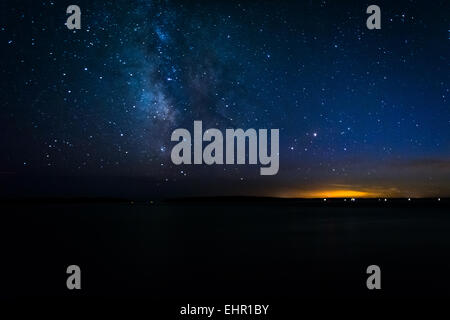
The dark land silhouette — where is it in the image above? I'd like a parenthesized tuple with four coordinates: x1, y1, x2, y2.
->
(1, 197, 450, 300)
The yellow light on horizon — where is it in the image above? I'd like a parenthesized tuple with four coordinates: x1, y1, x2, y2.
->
(288, 189, 382, 198)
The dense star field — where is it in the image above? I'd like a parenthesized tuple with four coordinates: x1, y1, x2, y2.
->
(0, 0, 449, 198)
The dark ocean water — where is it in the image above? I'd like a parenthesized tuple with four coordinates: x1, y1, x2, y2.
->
(1, 199, 450, 299)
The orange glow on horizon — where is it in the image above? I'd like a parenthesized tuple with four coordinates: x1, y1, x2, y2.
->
(284, 189, 383, 198)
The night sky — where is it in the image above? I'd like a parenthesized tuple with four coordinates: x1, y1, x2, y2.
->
(0, 0, 449, 198)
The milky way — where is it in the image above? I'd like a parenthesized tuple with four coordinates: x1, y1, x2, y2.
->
(0, 0, 449, 197)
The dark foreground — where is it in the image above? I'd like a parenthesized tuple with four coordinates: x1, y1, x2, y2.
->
(1, 198, 450, 301)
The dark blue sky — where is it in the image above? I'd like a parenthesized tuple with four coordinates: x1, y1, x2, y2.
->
(0, 0, 449, 198)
